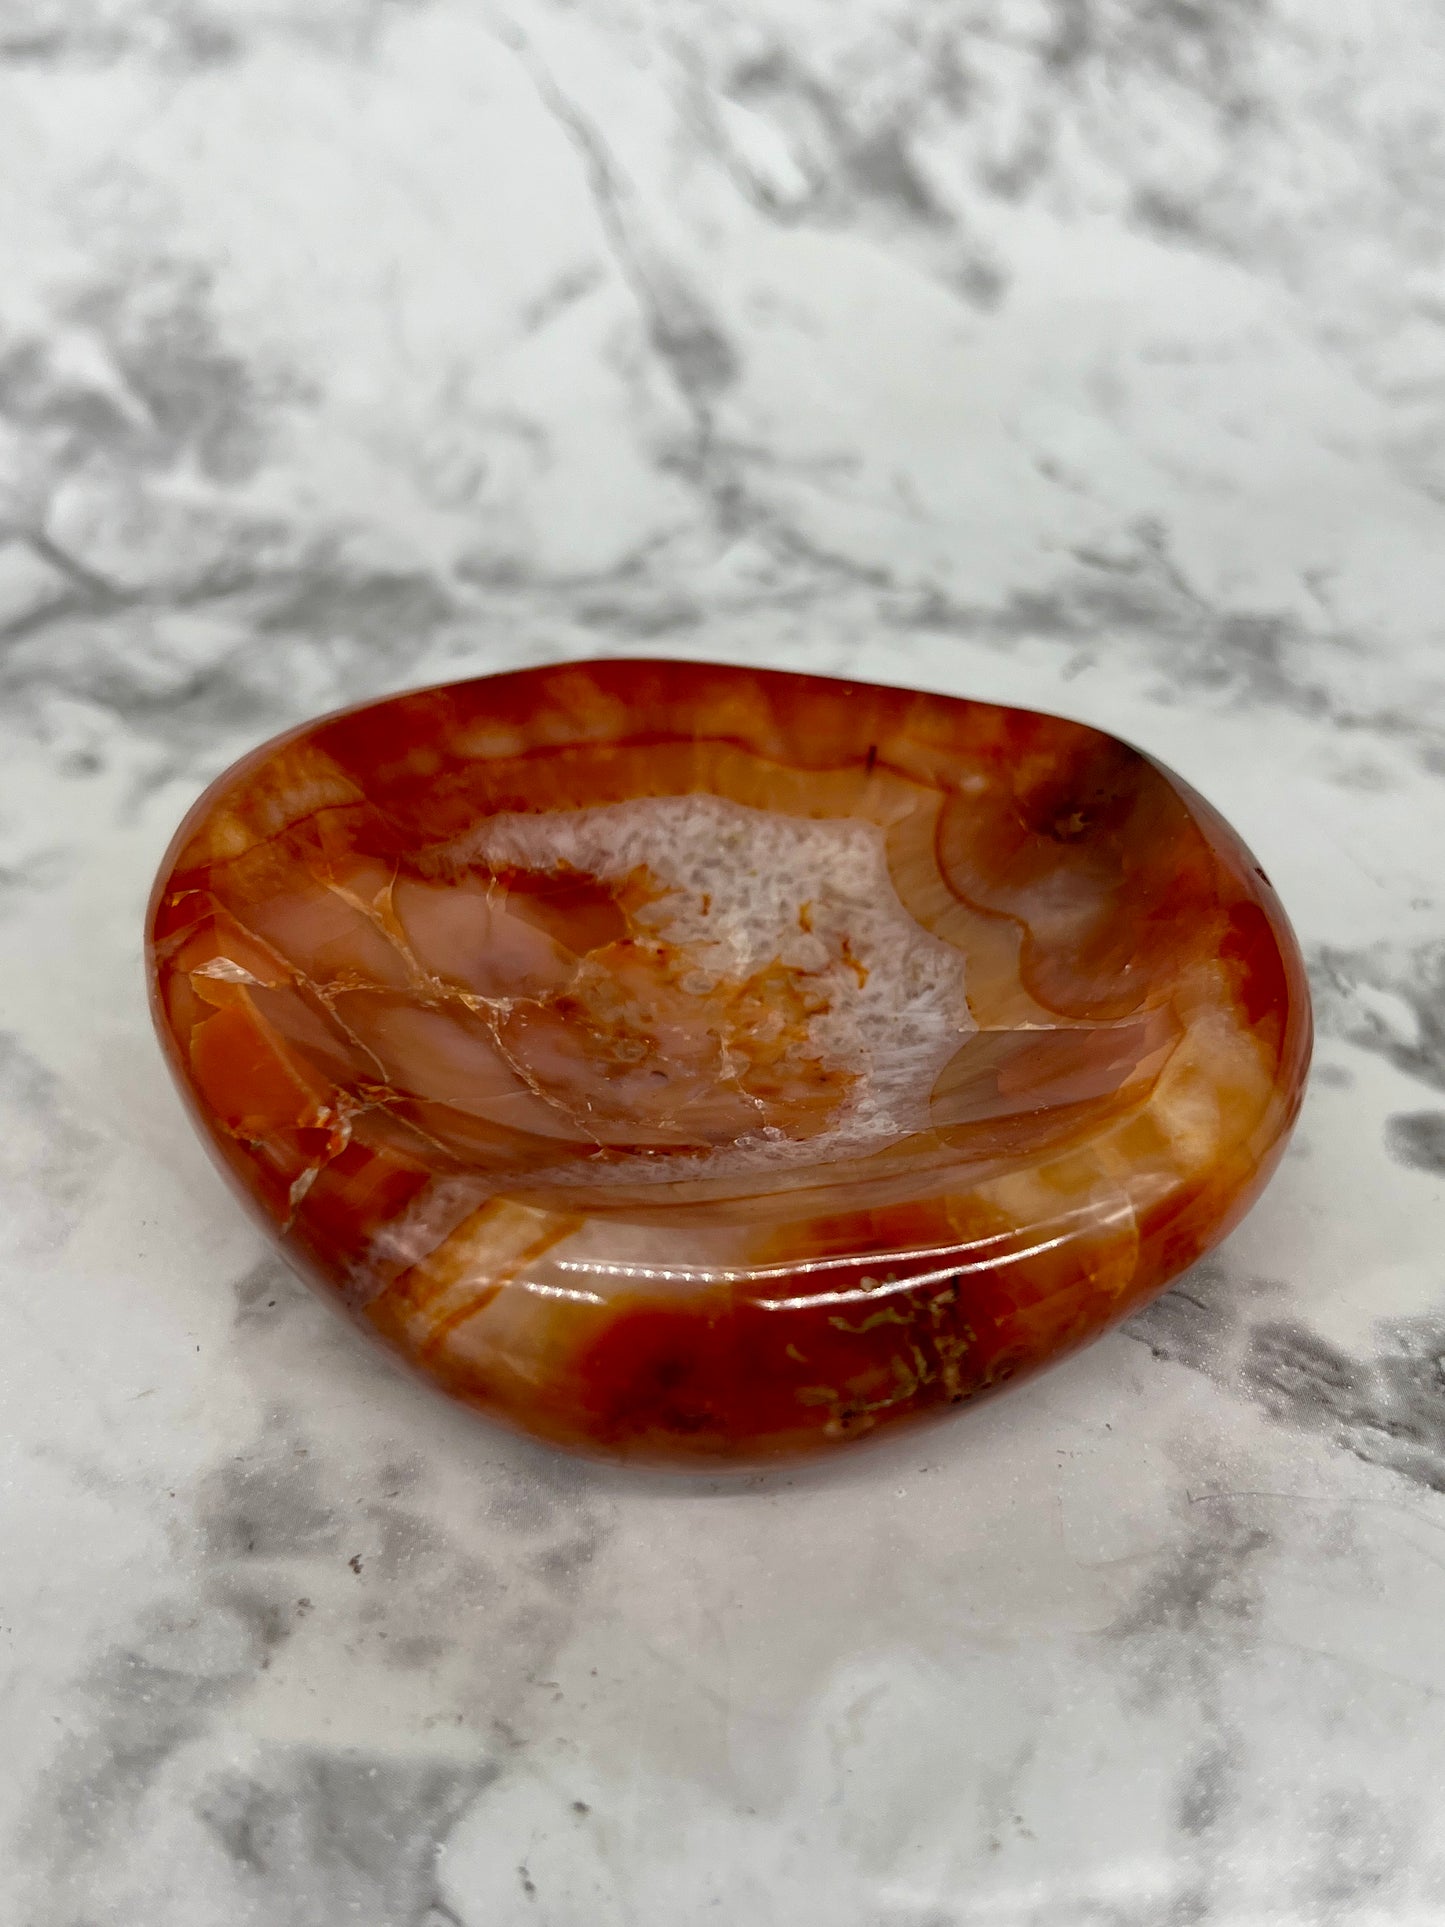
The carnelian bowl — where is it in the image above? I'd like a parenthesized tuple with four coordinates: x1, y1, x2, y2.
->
(147, 659, 1310, 1466)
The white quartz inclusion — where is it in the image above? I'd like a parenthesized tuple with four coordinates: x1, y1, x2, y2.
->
(463, 795, 974, 1169)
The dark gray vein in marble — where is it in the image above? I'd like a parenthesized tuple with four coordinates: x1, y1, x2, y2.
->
(1243, 1315, 1445, 1496)
(1385, 1110, 1445, 1175)
(1096, 1488, 1270, 1926)
(1128, 1259, 1445, 1500)
(194, 1752, 491, 1927)
(506, 24, 920, 606)
(27, 1260, 611, 1924)
(1311, 941, 1445, 1093)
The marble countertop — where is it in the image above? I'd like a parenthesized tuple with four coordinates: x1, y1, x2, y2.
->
(3, 2, 1445, 1921)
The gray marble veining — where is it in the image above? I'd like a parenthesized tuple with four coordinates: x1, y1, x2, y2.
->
(2, 1, 1445, 1921)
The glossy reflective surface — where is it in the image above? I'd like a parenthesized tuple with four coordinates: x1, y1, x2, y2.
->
(147, 660, 1310, 1464)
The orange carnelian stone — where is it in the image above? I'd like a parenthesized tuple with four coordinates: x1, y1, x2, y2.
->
(147, 660, 1310, 1466)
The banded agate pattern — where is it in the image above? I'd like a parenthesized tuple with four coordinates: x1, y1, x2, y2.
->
(147, 660, 1310, 1465)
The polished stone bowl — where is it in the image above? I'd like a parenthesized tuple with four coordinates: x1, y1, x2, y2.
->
(147, 659, 1310, 1465)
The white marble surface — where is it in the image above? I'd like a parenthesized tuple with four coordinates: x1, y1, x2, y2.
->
(3, 1, 1445, 1921)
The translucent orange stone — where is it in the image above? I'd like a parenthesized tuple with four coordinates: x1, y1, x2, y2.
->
(146, 660, 1311, 1466)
